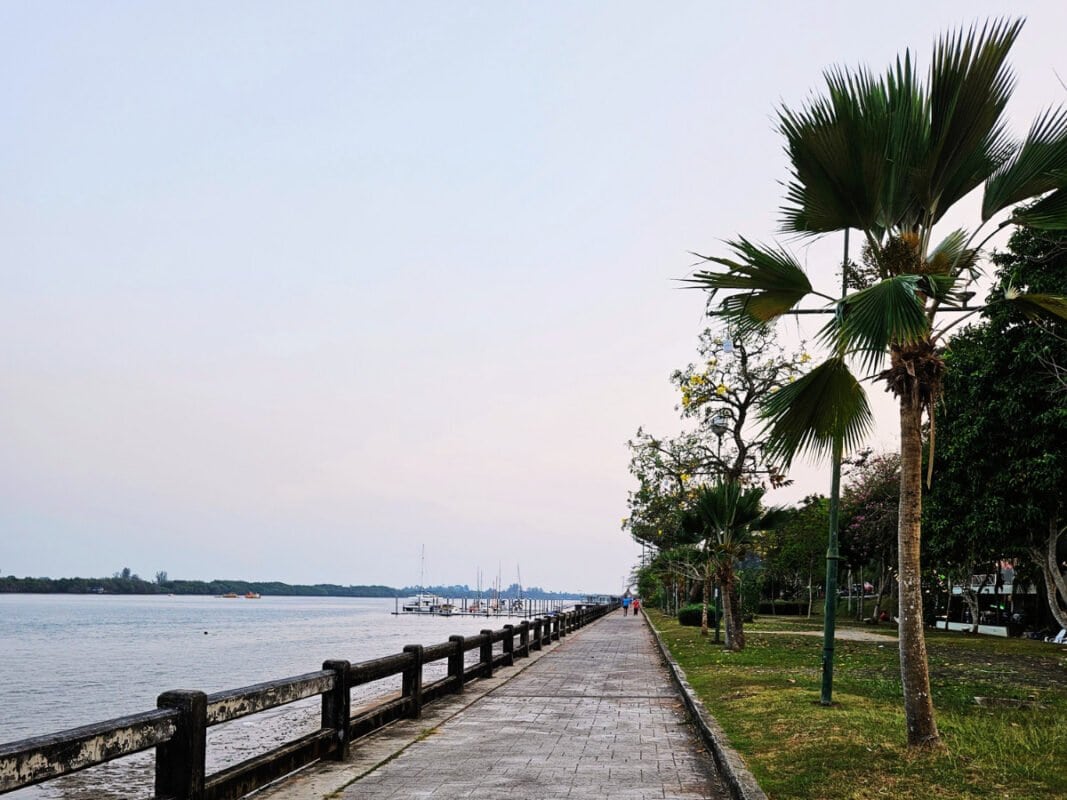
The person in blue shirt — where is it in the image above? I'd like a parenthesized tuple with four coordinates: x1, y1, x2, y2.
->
(622, 595, 631, 616)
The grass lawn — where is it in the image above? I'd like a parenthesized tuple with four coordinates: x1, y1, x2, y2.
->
(648, 610, 1067, 800)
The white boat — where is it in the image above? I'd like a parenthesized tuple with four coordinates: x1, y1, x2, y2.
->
(401, 592, 445, 613)
(401, 545, 445, 613)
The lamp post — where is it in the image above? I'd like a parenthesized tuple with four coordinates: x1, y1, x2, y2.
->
(710, 413, 728, 644)
(820, 229, 849, 706)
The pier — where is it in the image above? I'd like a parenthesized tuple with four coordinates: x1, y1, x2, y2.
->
(394, 595, 584, 618)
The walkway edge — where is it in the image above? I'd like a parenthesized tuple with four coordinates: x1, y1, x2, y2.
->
(644, 615, 768, 800)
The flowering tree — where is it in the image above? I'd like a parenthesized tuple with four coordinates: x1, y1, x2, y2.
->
(839, 451, 900, 622)
(624, 326, 809, 634)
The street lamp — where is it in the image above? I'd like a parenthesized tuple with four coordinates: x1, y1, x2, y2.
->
(710, 413, 728, 440)
(709, 412, 728, 644)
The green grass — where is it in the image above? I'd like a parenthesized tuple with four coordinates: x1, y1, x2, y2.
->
(650, 610, 1067, 800)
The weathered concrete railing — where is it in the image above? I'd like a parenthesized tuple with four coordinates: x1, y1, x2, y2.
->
(0, 602, 615, 799)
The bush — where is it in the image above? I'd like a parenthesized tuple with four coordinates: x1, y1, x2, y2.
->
(678, 604, 718, 627)
(757, 599, 808, 616)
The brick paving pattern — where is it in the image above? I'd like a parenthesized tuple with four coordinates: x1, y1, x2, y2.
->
(340, 611, 729, 799)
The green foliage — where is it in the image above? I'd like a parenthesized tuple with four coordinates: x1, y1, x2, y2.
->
(624, 327, 809, 558)
(760, 357, 873, 466)
(925, 226, 1067, 586)
(760, 494, 829, 597)
(820, 276, 933, 373)
(678, 603, 714, 626)
(737, 563, 765, 616)
(688, 239, 813, 334)
(757, 599, 808, 615)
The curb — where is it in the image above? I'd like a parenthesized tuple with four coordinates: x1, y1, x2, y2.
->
(644, 614, 768, 800)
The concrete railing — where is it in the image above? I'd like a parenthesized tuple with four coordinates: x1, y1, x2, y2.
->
(0, 602, 615, 799)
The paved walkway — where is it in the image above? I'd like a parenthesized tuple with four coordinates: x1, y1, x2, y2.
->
(338, 612, 729, 800)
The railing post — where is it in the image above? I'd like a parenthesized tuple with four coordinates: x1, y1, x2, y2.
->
(321, 660, 351, 760)
(531, 618, 543, 651)
(560, 612, 569, 637)
(519, 620, 530, 657)
(448, 635, 465, 692)
(480, 630, 494, 678)
(552, 615, 560, 641)
(155, 690, 206, 800)
(402, 645, 424, 718)
(503, 624, 515, 666)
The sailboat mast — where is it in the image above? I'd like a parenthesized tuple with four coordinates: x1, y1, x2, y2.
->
(419, 545, 425, 595)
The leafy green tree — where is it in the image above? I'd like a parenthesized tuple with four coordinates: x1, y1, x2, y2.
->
(760, 495, 828, 616)
(926, 225, 1067, 629)
(689, 21, 1067, 745)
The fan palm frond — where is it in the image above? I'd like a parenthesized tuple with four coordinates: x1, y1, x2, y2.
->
(686, 239, 814, 330)
(1013, 188, 1067, 230)
(1002, 290, 1067, 323)
(778, 64, 907, 235)
(689, 481, 769, 549)
(917, 19, 1020, 223)
(983, 106, 1067, 220)
(818, 276, 931, 374)
(926, 229, 979, 276)
(760, 357, 873, 466)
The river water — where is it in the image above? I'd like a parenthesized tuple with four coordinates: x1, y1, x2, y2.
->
(0, 594, 536, 799)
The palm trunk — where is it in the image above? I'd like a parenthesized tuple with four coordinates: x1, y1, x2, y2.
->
(729, 582, 745, 650)
(701, 574, 710, 637)
(720, 568, 735, 650)
(898, 400, 939, 747)
(719, 567, 744, 651)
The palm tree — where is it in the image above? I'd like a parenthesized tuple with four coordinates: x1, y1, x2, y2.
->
(689, 20, 1067, 747)
(684, 481, 784, 650)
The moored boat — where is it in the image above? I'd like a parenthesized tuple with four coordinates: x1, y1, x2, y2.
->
(401, 592, 444, 613)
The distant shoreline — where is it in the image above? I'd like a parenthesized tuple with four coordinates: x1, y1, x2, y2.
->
(0, 575, 588, 600)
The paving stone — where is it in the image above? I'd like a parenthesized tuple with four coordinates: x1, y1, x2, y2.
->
(337, 613, 729, 799)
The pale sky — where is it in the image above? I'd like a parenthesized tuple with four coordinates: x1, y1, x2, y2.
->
(3, 2, 1065, 593)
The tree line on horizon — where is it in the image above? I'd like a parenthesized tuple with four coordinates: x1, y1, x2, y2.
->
(0, 573, 590, 599)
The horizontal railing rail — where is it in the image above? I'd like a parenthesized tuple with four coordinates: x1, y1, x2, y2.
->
(0, 602, 616, 799)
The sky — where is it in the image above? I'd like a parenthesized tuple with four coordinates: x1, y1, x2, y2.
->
(3, 2, 1066, 594)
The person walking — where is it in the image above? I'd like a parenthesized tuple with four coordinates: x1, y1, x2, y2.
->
(632, 597, 641, 616)
(622, 595, 631, 616)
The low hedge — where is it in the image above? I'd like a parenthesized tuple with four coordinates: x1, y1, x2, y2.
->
(678, 603, 719, 626)
(758, 600, 808, 616)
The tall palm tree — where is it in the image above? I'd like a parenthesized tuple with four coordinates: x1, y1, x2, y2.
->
(684, 481, 785, 651)
(689, 20, 1067, 746)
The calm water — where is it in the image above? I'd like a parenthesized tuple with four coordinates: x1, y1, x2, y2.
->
(0, 594, 531, 799)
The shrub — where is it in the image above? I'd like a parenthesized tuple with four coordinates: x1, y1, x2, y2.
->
(757, 599, 808, 616)
(678, 603, 718, 627)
